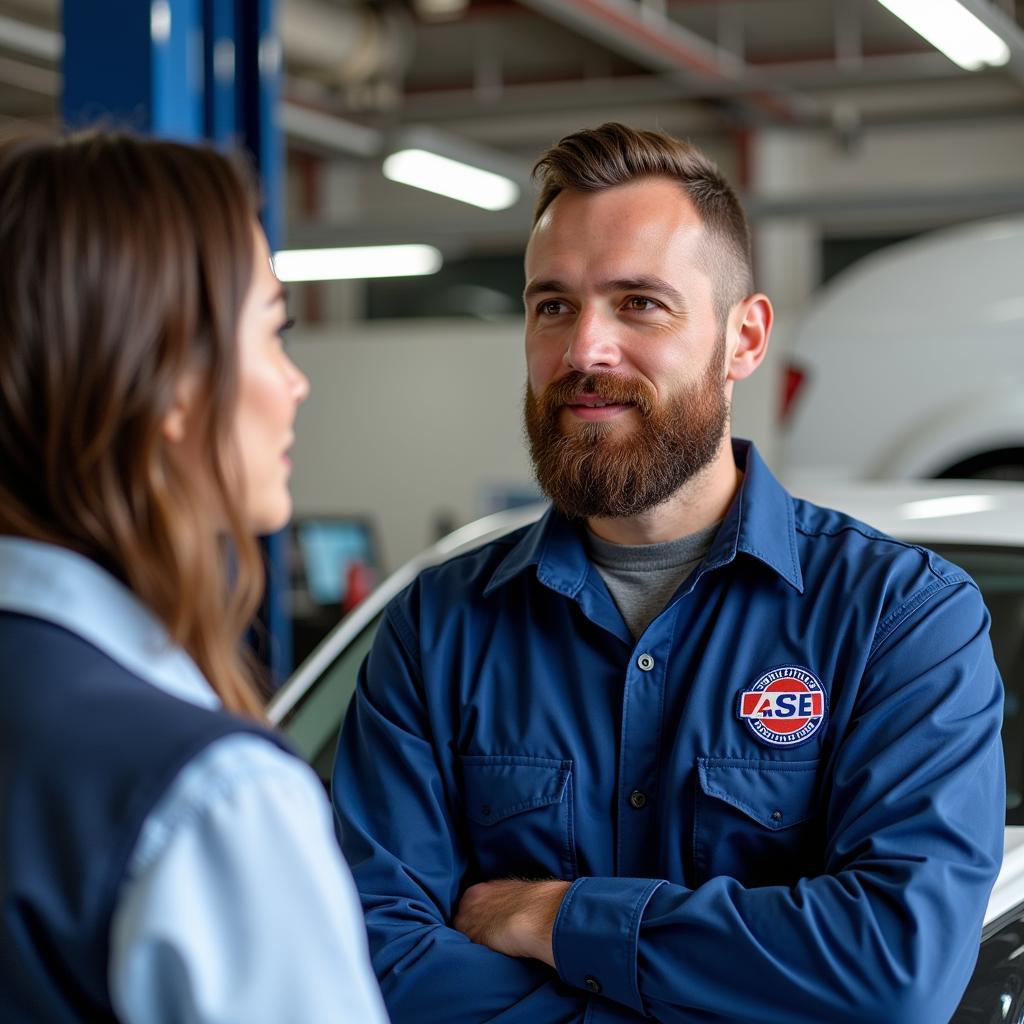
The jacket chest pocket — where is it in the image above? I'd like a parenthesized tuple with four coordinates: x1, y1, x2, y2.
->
(692, 757, 822, 887)
(460, 754, 577, 882)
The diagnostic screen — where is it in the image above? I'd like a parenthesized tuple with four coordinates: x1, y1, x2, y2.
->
(294, 519, 378, 606)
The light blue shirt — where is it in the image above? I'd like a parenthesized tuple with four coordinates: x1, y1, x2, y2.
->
(0, 537, 389, 1024)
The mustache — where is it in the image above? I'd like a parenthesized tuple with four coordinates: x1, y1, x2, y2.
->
(538, 372, 655, 418)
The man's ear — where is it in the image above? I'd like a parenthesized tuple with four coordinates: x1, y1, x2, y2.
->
(160, 373, 197, 445)
(726, 294, 773, 382)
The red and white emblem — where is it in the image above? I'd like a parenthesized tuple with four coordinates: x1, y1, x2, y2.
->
(737, 666, 827, 748)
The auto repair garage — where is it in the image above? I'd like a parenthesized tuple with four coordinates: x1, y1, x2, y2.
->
(1, 2, 1023, 1022)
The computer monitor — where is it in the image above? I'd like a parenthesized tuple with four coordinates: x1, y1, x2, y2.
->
(292, 517, 381, 607)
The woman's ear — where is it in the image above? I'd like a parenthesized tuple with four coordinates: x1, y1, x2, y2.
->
(160, 374, 197, 445)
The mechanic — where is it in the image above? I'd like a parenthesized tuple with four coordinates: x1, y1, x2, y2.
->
(333, 122, 1005, 1023)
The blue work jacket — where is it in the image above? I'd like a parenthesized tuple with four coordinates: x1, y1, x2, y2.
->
(334, 440, 1004, 1024)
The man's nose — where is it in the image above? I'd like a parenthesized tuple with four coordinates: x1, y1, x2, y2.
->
(563, 308, 621, 373)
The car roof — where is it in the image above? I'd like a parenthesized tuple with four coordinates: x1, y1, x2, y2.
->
(790, 216, 1024, 343)
(788, 478, 1024, 547)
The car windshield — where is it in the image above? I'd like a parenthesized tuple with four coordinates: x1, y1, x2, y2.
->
(279, 538, 1024, 822)
(279, 612, 379, 784)
(931, 544, 1024, 824)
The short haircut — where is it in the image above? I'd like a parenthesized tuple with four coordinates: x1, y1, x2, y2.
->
(532, 122, 753, 324)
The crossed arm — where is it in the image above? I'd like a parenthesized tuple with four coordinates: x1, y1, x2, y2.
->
(454, 878, 567, 965)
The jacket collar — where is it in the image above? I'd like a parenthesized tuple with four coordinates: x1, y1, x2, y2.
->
(0, 536, 219, 708)
(485, 439, 804, 597)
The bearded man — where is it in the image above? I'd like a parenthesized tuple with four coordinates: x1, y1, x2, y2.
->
(333, 123, 1003, 1024)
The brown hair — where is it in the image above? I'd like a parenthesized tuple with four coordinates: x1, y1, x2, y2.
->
(0, 130, 266, 718)
(532, 122, 753, 323)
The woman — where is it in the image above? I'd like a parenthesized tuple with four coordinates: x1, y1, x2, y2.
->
(0, 132, 388, 1023)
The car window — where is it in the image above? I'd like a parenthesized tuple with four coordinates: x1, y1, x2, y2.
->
(932, 545, 1024, 823)
(952, 906, 1024, 1022)
(278, 611, 383, 783)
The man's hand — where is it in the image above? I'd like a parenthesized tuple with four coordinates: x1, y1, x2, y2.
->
(453, 879, 571, 967)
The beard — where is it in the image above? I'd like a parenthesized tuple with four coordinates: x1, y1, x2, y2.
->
(523, 337, 729, 519)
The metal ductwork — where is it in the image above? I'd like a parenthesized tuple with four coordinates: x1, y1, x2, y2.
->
(280, 0, 410, 85)
(516, 0, 742, 81)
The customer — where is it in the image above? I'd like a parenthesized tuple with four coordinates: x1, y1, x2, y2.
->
(0, 131, 388, 1024)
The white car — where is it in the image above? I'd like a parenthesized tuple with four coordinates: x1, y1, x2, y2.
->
(778, 217, 1024, 483)
(270, 482, 1024, 1020)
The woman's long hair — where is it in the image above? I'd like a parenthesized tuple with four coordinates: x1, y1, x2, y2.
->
(0, 131, 267, 717)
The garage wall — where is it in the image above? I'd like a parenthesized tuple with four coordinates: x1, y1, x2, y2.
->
(287, 319, 781, 568)
(288, 320, 527, 569)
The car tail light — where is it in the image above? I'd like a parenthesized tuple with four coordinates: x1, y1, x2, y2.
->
(779, 363, 807, 424)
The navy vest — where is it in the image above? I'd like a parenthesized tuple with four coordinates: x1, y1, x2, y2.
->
(0, 611, 290, 1022)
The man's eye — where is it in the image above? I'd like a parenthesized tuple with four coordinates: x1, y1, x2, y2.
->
(537, 300, 568, 316)
(624, 296, 657, 312)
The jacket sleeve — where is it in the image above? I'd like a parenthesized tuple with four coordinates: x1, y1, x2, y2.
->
(109, 735, 389, 1024)
(552, 578, 1005, 1024)
(332, 601, 590, 1024)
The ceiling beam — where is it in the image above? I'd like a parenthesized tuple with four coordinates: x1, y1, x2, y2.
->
(0, 13, 61, 62)
(281, 103, 383, 157)
(514, 0, 814, 122)
(391, 52, 966, 123)
(747, 182, 1024, 222)
(0, 53, 59, 95)
(516, 0, 742, 80)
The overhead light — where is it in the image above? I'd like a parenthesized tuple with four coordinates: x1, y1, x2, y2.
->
(876, 0, 1010, 71)
(273, 245, 442, 282)
(383, 149, 520, 211)
(899, 494, 997, 520)
(382, 126, 529, 211)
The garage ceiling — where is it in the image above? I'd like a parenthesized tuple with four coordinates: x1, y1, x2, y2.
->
(1, 0, 1023, 251)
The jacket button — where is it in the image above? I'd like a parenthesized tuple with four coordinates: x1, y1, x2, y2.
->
(629, 789, 647, 809)
(637, 653, 655, 671)
(770, 809, 783, 822)
(584, 976, 601, 993)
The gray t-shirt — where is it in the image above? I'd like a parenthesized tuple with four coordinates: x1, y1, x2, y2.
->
(586, 521, 721, 640)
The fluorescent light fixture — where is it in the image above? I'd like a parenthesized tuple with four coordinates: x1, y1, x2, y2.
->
(876, 0, 1010, 71)
(383, 149, 520, 211)
(898, 494, 997, 520)
(272, 245, 442, 282)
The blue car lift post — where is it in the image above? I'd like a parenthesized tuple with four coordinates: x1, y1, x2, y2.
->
(63, 0, 293, 684)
